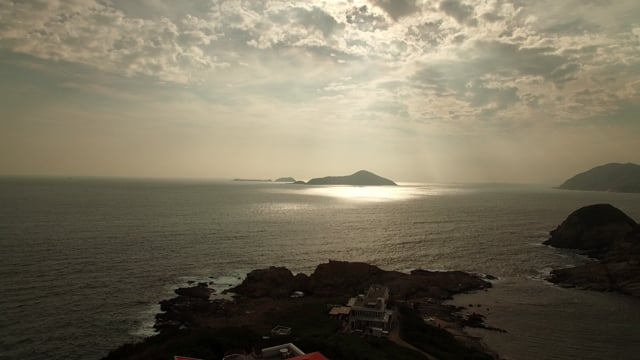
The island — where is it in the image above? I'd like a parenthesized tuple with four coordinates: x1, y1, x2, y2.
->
(544, 204, 640, 298)
(306, 170, 397, 186)
(233, 178, 272, 182)
(557, 162, 640, 193)
(105, 261, 499, 360)
(275, 177, 296, 183)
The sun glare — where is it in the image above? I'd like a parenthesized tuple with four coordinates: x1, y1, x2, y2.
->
(301, 185, 437, 202)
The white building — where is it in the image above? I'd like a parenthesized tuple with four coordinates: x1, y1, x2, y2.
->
(347, 285, 393, 335)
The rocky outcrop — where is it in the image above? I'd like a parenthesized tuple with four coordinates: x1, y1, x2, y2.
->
(174, 285, 214, 300)
(227, 266, 296, 298)
(558, 162, 640, 193)
(228, 260, 491, 300)
(546, 204, 640, 297)
(110, 262, 495, 359)
(543, 203, 636, 258)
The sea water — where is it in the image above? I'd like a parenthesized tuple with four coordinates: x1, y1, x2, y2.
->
(1, 178, 639, 359)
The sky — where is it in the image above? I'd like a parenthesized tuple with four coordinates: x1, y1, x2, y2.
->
(1, 0, 639, 183)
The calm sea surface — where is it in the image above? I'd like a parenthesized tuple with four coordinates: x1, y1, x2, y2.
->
(1, 178, 639, 359)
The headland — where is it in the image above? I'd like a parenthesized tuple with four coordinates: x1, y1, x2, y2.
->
(105, 261, 499, 360)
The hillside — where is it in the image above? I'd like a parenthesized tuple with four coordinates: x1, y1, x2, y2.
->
(558, 163, 640, 193)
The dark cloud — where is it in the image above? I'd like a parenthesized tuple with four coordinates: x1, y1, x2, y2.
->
(439, 0, 475, 24)
(471, 41, 579, 85)
(345, 5, 388, 31)
(407, 20, 445, 47)
(481, 12, 504, 23)
(541, 18, 600, 35)
(370, 0, 421, 20)
(292, 7, 341, 37)
(412, 64, 520, 116)
(108, 0, 213, 20)
(410, 40, 586, 116)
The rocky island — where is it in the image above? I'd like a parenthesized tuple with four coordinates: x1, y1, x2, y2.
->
(275, 177, 296, 183)
(557, 162, 640, 193)
(306, 170, 397, 186)
(105, 261, 498, 360)
(544, 204, 640, 297)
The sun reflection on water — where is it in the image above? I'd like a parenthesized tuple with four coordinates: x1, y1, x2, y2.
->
(300, 184, 446, 202)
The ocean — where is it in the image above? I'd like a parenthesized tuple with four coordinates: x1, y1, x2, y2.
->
(1, 178, 639, 360)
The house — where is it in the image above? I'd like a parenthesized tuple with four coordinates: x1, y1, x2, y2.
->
(347, 285, 393, 335)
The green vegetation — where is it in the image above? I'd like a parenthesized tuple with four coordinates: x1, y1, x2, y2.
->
(107, 297, 494, 359)
(260, 299, 427, 360)
(104, 327, 261, 360)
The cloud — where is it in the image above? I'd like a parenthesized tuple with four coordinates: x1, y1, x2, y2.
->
(0, 0, 227, 83)
(439, 0, 476, 25)
(370, 0, 421, 20)
(345, 5, 389, 32)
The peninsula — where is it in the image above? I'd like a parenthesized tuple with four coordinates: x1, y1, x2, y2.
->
(557, 162, 640, 193)
(306, 170, 397, 186)
(544, 204, 640, 298)
(105, 261, 498, 360)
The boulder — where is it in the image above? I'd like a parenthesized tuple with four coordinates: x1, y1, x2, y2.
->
(228, 266, 295, 298)
(545, 204, 640, 298)
(174, 286, 214, 300)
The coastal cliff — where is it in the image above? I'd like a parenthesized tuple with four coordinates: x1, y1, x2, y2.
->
(545, 204, 640, 297)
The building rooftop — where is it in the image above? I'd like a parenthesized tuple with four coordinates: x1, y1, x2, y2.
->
(261, 343, 305, 359)
(290, 352, 330, 360)
(350, 285, 389, 311)
(328, 306, 351, 316)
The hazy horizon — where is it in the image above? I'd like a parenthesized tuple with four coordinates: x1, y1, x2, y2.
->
(1, 1, 639, 184)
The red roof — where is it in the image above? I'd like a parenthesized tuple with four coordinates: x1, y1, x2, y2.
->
(290, 352, 329, 360)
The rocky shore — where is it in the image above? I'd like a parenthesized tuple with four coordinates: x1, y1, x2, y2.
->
(545, 204, 640, 297)
(105, 261, 499, 360)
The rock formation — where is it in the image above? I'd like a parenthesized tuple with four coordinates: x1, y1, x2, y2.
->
(228, 260, 490, 300)
(545, 204, 640, 297)
(543, 203, 637, 258)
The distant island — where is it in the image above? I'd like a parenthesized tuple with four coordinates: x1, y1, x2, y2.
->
(275, 177, 296, 183)
(558, 162, 640, 193)
(544, 204, 640, 298)
(233, 178, 272, 182)
(306, 170, 397, 186)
